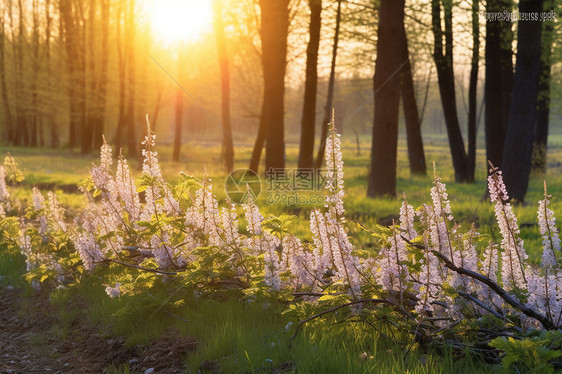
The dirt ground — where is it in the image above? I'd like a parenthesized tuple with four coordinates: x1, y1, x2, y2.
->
(0, 287, 197, 373)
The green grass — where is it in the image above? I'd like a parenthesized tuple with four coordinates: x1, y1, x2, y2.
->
(44, 273, 501, 373)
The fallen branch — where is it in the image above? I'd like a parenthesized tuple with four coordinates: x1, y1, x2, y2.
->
(400, 235, 554, 329)
(431, 250, 554, 329)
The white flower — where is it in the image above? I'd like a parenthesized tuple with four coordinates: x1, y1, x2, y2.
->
(0, 165, 9, 202)
(400, 193, 417, 240)
(538, 184, 561, 268)
(105, 283, 122, 298)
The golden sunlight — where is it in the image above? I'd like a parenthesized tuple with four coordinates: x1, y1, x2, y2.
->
(150, 0, 213, 44)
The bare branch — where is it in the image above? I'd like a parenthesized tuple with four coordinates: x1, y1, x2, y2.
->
(431, 250, 554, 329)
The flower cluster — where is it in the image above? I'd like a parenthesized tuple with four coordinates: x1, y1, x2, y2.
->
(6, 115, 562, 333)
(488, 167, 528, 291)
(0, 165, 9, 216)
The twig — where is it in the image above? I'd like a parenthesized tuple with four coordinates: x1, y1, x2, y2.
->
(290, 298, 400, 340)
(163, 309, 190, 323)
(103, 259, 179, 275)
(292, 292, 327, 298)
(457, 290, 505, 320)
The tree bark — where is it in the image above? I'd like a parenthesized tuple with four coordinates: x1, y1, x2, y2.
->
(93, 0, 110, 150)
(484, 0, 513, 169)
(30, 0, 40, 147)
(213, 0, 234, 172)
(315, 0, 342, 169)
(114, 0, 127, 152)
(172, 76, 182, 162)
(60, 0, 79, 148)
(501, 0, 544, 202)
(400, 33, 426, 176)
(298, 0, 322, 170)
(532, 0, 554, 175)
(467, 0, 479, 180)
(259, 0, 290, 171)
(125, 0, 137, 158)
(82, 0, 97, 154)
(367, 0, 403, 198)
(249, 100, 266, 172)
(431, 0, 471, 182)
(0, 5, 13, 143)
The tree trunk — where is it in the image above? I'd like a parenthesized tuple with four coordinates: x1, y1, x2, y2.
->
(298, 0, 322, 170)
(315, 0, 342, 169)
(501, 0, 544, 202)
(531, 0, 554, 175)
(60, 0, 79, 148)
(431, 0, 470, 182)
(13, 0, 29, 146)
(213, 0, 234, 172)
(367, 0, 403, 198)
(82, 0, 97, 154)
(125, 0, 137, 158)
(93, 0, 110, 150)
(30, 0, 40, 147)
(400, 31, 426, 176)
(259, 0, 289, 171)
(467, 0, 479, 180)
(172, 77, 182, 162)
(44, 0, 59, 148)
(249, 102, 266, 173)
(0, 6, 13, 143)
(114, 0, 127, 152)
(484, 0, 513, 169)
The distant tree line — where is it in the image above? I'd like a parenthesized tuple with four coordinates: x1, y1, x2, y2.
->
(0, 0, 561, 201)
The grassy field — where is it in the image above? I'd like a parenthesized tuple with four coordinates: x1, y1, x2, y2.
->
(2, 135, 562, 372)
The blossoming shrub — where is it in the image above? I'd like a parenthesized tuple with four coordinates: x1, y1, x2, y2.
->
(2, 116, 562, 368)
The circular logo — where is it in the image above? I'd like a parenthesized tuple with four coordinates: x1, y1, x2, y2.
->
(225, 168, 261, 204)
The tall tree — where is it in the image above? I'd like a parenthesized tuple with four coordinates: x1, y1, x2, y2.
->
(114, 0, 127, 152)
(430, 0, 474, 182)
(30, 0, 40, 146)
(82, 0, 97, 154)
(298, 0, 322, 170)
(172, 58, 183, 163)
(466, 0, 479, 179)
(0, 4, 13, 142)
(44, 0, 59, 148)
(94, 0, 110, 149)
(13, 0, 29, 145)
(125, 0, 137, 158)
(501, 0, 544, 202)
(60, 0, 84, 149)
(400, 38, 426, 176)
(531, 0, 555, 174)
(484, 0, 513, 169)
(259, 0, 290, 171)
(213, 0, 234, 172)
(367, 0, 403, 198)
(249, 102, 266, 173)
(315, 0, 342, 169)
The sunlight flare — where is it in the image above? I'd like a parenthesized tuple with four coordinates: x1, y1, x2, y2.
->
(149, 0, 213, 44)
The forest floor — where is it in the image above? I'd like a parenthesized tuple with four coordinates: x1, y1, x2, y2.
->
(0, 286, 198, 373)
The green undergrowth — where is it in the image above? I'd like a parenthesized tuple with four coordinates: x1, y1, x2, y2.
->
(0, 250, 501, 373)
(3, 137, 562, 372)
(3, 139, 561, 263)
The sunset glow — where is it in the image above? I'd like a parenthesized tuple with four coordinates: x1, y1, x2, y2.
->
(150, 0, 213, 44)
